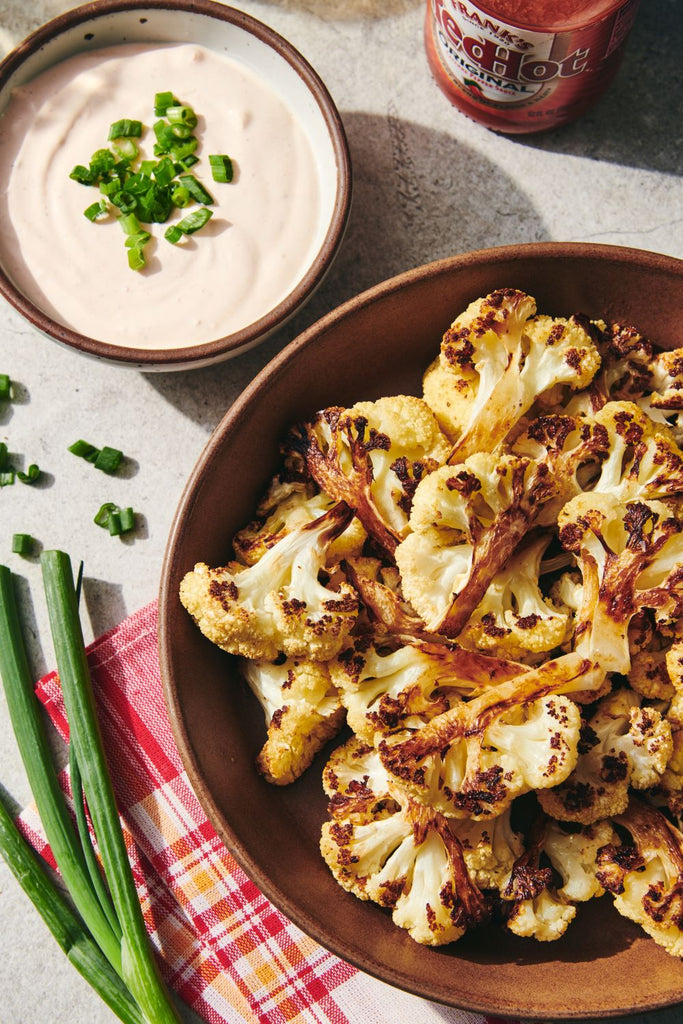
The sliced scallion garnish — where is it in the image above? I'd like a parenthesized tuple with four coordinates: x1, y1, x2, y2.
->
(108, 118, 143, 140)
(178, 174, 213, 205)
(17, 463, 40, 484)
(11, 534, 33, 555)
(0, 374, 11, 400)
(208, 154, 234, 183)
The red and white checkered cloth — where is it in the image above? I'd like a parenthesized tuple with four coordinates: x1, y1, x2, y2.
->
(19, 600, 518, 1024)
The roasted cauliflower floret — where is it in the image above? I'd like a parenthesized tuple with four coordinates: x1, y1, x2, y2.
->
(239, 658, 345, 785)
(501, 814, 613, 941)
(329, 639, 524, 743)
(286, 395, 449, 555)
(232, 474, 366, 566)
(320, 738, 489, 945)
(456, 534, 572, 660)
(596, 798, 683, 957)
(422, 289, 600, 459)
(538, 688, 673, 825)
(378, 654, 592, 819)
(558, 493, 683, 675)
(455, 809, 524, 890)
(179, 502, 359, 662)
(591, 401, 683, 502)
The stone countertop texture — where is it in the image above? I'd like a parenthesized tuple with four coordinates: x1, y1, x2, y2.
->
(0, 0, 681, 1021)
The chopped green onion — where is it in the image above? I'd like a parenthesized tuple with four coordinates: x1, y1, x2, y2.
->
(11, 534, 33, 555)
(153, 119, 177, 153)
(68, 440, 100, 463)
(177, 207, 213, 235)
(93, 447, 123, 474)
(0, 374, 11, 400)
(127, 247, 145, 271)
(84, 199, 109, 222)
(140, 159, 156, 177)
(166, 105, 197, 129)
(17, 463, 41, 484)
(175, 154, 198, 171)
(170, 185, 190, 208)
(112, 139, 138, 162)
(108, 119, 142, 140)
(93, 503, 118, 528)
(168, 137, 198, 162)
(119, 212, 142, 236)
(163, 225, 183, 244)
(152, 157, 176, 187)
(118, 507, 135, 533)
(89, 149, 116, 178)
(70, 164, 94, 185)
(153, 91, 177, 117)
(124, 230, 151, 249)
(0, 471, 15, 487)
(178, 174, 213, 205)
(208, 154, 234, 183)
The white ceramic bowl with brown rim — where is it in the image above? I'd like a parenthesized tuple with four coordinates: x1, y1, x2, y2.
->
(0, 0, 351, 370)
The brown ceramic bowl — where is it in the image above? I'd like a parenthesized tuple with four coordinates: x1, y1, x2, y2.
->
(0, 0, 350, 370)
(159, 242, 683, 1018)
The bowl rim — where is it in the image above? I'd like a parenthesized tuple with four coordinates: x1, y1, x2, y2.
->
(159, 241, 683, 1017)
(0, 0, 352, 368)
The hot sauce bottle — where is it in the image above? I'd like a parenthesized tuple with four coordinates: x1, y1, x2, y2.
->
(425, 0, 642, 133)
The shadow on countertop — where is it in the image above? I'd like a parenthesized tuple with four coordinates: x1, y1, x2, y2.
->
(144, 111, 550, 430)
(518, 0, 683, 175)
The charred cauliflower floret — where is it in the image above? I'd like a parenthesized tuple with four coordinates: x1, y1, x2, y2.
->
(422, 288, 600, 459)
(378, 654, 594, 820)
(591, 401, 683, 502)
(538, 689, 673, 825)
(286, 395, 449, 555)
(596, 798, 683, 957)
(320, 737, 490, 945)
(232, 474, 366, 566)
(329, 638, 524, 743)
(397, 453, 541, 637)
(558, 493, 683, 675)
(456, 534, 572, 661)
(240, 658, 345, 785)
(501, 813, 613, 942)
(455, 809, 524, 891)
(179, 502, 359, 662)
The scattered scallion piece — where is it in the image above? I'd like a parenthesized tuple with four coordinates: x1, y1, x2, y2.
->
(17, 463, 41, 484)
(208, 154, 234, 183)
(0, 470, 15, 487)
(166, 105, 198, 129)
(11, 534, 33, 555)
(93, 503, 135, 536)
(68, 439, 100, 463)
(0, 374, 11, 400)
(94, 446, 123, 474)
(68, 441, 124, 474)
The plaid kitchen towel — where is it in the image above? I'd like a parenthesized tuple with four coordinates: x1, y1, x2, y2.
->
(18, 600, 518, 1024)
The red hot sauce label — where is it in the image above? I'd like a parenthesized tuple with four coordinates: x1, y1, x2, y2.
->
(426, 0, 641, 131)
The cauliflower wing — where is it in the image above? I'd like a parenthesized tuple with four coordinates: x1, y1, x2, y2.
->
(320, 737, 490, 945)
(538, 688, 673, 825)
(329, 638, 525, 743)
(179, 502, 359, 661)
(378, 653, 595, 819)
(286, 396, 449, 555)
(596, 798, 683, 957)
(240, 657, 345, 785)
(558, 494, 683, 675)
(232, 474, 366, 566)
(422, 288, 600, 459)
(501, 813, 613, 941)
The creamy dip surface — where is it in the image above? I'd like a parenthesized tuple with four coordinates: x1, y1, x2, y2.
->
(0, 43, 323, 349)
